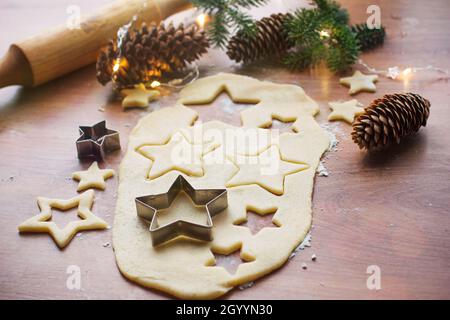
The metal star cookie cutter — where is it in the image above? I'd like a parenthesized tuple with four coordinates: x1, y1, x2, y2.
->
(135, 175, 228, 247)
(76, 120, 121, 161)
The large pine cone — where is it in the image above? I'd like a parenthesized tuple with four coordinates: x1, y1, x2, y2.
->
(226, 13, 293, 63)
(352, 93, 430, 150)
(96, 22, 209, 89)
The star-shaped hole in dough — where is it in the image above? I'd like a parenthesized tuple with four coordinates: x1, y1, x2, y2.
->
(267, 118, 296, 133)
(339, 71, 378, 95)
(328, 99, 365, 124)
(121, 83, 160, 109)
(207, 247, 254, 275)
(18, 190, 108, 249)
(72, 161, 115, 191)
(236, 209, 280, 235)
(226, 145, 309, 195)
(183, 91, 256, 126)
(137, 132, 216, 180)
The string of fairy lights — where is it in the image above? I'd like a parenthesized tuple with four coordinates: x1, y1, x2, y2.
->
(357, 59, 449, 81)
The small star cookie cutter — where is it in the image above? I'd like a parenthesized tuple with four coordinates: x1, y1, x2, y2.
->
(135, 175, 228, 247)
(76, 120, 121, 160)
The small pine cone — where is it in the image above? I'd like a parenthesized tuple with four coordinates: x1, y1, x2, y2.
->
(226, 13, 293, 63)
(96, 40, 116, 85)
(96, 22, 209, 89)
(351, 23, 386, 52)
(352, 93, 430, 151)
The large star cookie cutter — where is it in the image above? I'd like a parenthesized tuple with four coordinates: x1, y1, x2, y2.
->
(76, 120, 121, 160)
(135, 175, 228, 247)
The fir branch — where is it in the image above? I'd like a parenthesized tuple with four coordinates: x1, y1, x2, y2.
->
(189, 0, 269, 48)
(313, 0, 349, 25)
(226, 7, 257, 38)
(284, 42, 324, 70)
(208, 10, 229, 49)
(190, 0, 225, 13)
(231, 0, 268, 9)
(325, 25, 360, 72)
(351, 23, 386, 51)
(285, 9, 322, 47)
(283, 0, 359, 72)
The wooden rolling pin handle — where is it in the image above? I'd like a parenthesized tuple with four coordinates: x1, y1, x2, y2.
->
(0, 45, 33, 88)
(0, 0, 190, 89)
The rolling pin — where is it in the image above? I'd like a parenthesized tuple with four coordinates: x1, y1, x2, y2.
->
(0, 0, 191, 89)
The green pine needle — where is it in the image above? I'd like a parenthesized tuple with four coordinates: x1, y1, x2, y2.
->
(232, 0, 268, 9)
(325, 25, 360, 72)
(226, 7, 257, 39)
(314, 0, 349, 24)
(283, 0, 359, 72)
(352, 23, 386, 51)
(190, 0, 269, 48)
(208, 11, 229, 49)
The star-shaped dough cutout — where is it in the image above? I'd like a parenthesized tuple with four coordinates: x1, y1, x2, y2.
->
(121, 83, 160, 109)
(226, 145, 309, 195)
(72, 161, 115, 191)
(137, 132, 216, 180)
(18, 190, 108, 248)
(339, 71, 378, 95)
(328, 99, 365, 124)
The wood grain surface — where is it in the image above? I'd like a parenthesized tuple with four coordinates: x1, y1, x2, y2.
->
(0, 0, 449, 300)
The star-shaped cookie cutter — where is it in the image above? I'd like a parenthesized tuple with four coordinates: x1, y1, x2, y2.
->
(135, 175, 228, 247)
(76, 120, 121, 160)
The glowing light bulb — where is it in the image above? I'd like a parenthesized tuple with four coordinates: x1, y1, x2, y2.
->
(113, 61, 120, 73)
(402, 68, 412, 77)
(319, 30, 330, 38)
(150, 80, 161, 88)
(196, 14, 208, 29)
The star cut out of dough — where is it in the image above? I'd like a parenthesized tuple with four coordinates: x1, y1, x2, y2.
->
(137, 132, 216, 180)
(328, 99, 365, 124)
(18, 190, 108, 249)
(182, 91, 255, 126)
(209, 248, 254, 275)
(72, 161, 115, 191)
(269, 119, 296, 133)
(226, 145, 309, 195)
(121, 83, 160, 109)
(339, 70, 378, 95)
(237, 209, 279, 235)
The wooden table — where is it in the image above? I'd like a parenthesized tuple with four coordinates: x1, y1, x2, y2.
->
(1, 0, 449, 300)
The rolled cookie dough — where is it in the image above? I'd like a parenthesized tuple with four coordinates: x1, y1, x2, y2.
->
(113, 73, 329, 299)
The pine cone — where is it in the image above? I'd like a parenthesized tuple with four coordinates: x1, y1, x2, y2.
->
(351, 23, 386, 52)
(226, 13, 293, 63)
(96, 22, 209, 89)
(352, 93, 430, 151)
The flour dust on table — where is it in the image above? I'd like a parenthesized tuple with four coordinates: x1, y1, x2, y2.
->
(113, 73, 330, 299)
